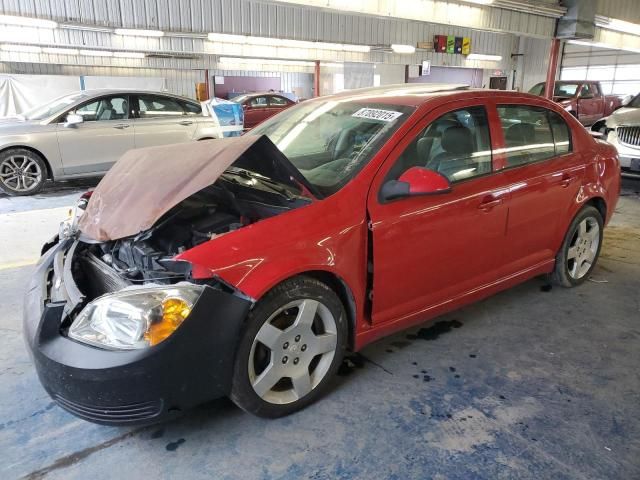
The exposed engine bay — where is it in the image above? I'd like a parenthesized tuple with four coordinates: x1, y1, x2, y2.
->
(70, 171, 311, 301)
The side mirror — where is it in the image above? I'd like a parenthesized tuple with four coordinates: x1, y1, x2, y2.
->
(380, 167, 451, 202)
(580, 94, 594, 100)
(64, 113, 84, 127)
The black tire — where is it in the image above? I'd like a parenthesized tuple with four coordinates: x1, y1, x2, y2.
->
(230, 276, 348, 418)
(0, 148, 47, 196)
(550, 205, 604, 287)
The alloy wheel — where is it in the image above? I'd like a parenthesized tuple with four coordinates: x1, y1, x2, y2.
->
(0, 155, 43, 193)
(248, 299, 338, 405)
(567, 217, 600, 280)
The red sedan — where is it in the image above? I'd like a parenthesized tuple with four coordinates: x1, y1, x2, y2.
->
(24, 85, 620, 424)
(232, 92, 296, 129)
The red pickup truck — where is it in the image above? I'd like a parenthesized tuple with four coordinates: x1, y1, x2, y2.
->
(529, 81, 622, 126)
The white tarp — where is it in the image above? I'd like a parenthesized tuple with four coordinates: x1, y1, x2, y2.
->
(0, 74, 80, 118)
(82, 76, 166, 92)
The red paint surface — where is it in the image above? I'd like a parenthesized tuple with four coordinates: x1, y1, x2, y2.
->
(177, 88, 621, 351)
(398, 167, 451, 194)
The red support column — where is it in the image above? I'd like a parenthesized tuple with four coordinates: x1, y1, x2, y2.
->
(314, 60, 320, 97)
(544, 38, 561, 99)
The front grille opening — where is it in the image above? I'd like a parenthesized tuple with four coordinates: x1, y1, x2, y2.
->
(618, 126, 640, 147)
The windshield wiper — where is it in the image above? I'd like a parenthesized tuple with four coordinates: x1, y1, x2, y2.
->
(223, 169, 296, 201)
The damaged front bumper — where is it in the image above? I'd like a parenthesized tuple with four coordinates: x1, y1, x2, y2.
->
(23, 240, 251, 425)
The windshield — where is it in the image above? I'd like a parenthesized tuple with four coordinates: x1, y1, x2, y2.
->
(628, 94, 640, 108)
(20, 92, 86, 120)
(248, 100, 415, 196)
(528, 83, 581, 97)
(231, 95, 250, 104)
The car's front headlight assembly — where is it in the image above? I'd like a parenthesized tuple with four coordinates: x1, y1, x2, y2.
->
(68, 285, 204, 350)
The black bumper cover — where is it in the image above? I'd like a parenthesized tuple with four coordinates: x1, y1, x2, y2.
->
(23, 243, 251, 426)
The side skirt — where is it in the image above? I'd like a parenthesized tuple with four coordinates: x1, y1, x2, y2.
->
(354, 259, 555, 350)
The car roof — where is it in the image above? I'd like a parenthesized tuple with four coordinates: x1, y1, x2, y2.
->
(70, 89, 199, 103)
(234, 92, 287, 98)
(307, 84, 548, 107)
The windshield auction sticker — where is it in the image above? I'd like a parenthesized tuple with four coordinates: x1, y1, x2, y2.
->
(352, 108, 403, 122)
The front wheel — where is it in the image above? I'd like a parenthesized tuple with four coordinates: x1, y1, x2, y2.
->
(551, 205, 603, 287)
(230, 276, 347, 418)
(0, 148, 47, 196)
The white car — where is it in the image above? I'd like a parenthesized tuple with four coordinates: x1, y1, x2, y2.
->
(0, 90, 224, 196)
(592, 93, 640, 174)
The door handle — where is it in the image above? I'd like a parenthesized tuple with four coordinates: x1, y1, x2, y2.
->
(478, 195, 504, 211)
(113, 123, 130, 129)
(178, 120, 193, 126)
(560, 173, 574, 188)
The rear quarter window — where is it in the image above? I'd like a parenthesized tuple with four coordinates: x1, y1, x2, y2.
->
(497, 105, 572, 168)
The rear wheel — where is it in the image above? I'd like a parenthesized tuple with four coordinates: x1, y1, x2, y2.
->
(551, 205, 603, 287)
(0, 148, 47, 196)
(230, 276, 347, 417)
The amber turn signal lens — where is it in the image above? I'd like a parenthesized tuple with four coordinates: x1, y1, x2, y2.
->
(144, 297, 192, 346)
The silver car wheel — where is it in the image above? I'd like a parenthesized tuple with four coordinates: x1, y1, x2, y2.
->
(567, 217, 600, 280)
(248, 299, 338, 405)
(0, 154, 43, 193)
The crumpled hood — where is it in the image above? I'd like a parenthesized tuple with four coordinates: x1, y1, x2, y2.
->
(606, 107, 640, 126)
(78, 135, 316, 242)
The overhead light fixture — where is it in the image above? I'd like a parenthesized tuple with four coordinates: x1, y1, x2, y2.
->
(1, 44, 42, 53)
(208, 33, 370, 53)
(463, 0, 494, 5)
(467, 53, 502, 61)
(114, 28, 164, 37)
(391, 44, 416, 54)
(218, 57, 315, 67)
(114, 51, 146, 58)
(0, 14, 57, 29)
(599, 18, 640, 36)
(79, 49, 114, 57)
(43, 47, 79, 55)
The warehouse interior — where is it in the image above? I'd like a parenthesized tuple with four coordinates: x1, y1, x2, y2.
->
(0, 1, 639, 479)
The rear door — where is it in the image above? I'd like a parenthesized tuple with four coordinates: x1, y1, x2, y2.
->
(56, 94, 134, 175)
(132, 94, 197, 147)
(268, 95, 292, 118)
(243, 96, 269, 129)
(366, 99, 511, 325)
(577, 83, 603, 125)
(495, 101, 585, 273)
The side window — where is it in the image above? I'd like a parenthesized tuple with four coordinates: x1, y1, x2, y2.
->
(497, 105, 556, 167)
(74, 96, 129, 122)
(269, 96, 288, 106)
(388, 106, 492, 183)
(549, 111, 572, 155)
(138, 95, 184, 118)
(580, 83, 593, 97)
(590, 83, 600, 96)
(180, 101, 202, 115)
(249, 96, 268, 107)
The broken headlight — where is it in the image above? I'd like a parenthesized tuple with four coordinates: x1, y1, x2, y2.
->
(68, 285, 203, 350)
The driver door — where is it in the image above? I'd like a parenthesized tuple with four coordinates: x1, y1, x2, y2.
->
(366, 100, 511, 325)
(57, 94, 134, 175)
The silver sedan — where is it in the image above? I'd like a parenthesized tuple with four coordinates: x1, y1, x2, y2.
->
(0, 90, 223, 196)
(592, 93, 640, 174)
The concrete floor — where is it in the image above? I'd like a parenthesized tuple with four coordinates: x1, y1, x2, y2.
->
(1, 178, 639, 480)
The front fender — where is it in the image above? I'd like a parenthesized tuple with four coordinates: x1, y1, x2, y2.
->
(176, 195, 369, 326)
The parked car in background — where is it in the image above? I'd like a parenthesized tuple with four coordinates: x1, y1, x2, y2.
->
(24, 85, 620, 425)
(529, 81, 622, 126)
(592, 93, 640, 174)
(231, 92, 296, 129)
(0, 90, 222, 196)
